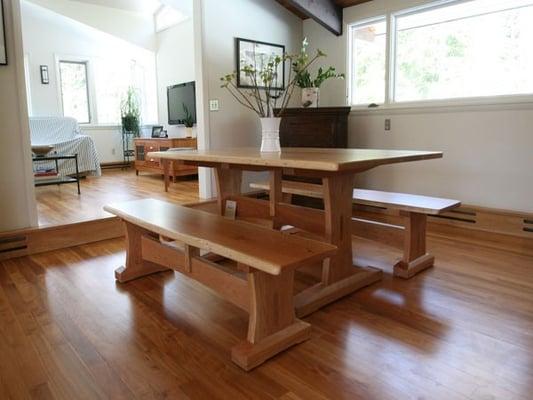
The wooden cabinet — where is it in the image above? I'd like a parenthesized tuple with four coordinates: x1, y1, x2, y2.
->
(277, 107, 350, 149)
(134, 138, 197, 180)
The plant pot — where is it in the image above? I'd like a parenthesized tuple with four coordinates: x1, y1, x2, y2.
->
(260, 117, 281, 153)
(185, 127, 194, 138)
(301, 87, 319, 108)
(122, 116, 139, 134)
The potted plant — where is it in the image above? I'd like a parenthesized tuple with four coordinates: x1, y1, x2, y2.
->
(121, 87, 141, 136)
(220, 38, 325, 152)
(296, 66, 344, 108)
(183, 103, 195, 138)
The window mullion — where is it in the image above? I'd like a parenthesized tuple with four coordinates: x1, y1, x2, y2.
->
(384, 13, 392, 106)
(387, 13, 398, 105)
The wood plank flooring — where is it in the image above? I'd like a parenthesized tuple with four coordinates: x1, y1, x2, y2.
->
(35, 169, 199, 227)
(0, 233, 532, 399)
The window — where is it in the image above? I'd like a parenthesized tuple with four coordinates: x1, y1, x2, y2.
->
(349, 18, 387, 106)
(349, 0, 533, 107)
(155, 5, 187, 32)
(57, 56, 157, 126)
(59, 61, 91, 123)
(94, 60, 146, 125)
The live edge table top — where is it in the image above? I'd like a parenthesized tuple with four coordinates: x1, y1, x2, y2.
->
(149, 147, 443, 172)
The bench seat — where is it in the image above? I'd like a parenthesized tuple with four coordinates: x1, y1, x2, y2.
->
(250, 180, 461, 279)
(104, 198, 336, 371)
(250, 181, 459, 214)
(104, 199, 336, 276)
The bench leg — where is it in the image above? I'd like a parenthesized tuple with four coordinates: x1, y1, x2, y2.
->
(393, 212, 435, 279)
(231, 269, 311, 371)
(115, 222, 172, 283)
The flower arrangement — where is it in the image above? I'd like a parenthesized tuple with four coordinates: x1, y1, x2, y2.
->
(220, 38, 326, 118)
(295, 66, 344, 89)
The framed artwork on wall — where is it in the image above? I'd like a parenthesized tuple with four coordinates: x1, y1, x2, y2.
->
(236, 38, 285, 89)
(0, 0, 7, 65)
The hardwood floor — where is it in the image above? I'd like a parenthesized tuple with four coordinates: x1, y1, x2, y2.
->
(35, 169, 199, 227)
(0, 233, 532, 399)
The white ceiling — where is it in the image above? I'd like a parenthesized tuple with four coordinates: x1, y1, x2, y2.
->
(69, 0, 163, 14)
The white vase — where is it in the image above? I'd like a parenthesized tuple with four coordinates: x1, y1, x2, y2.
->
(260, 117, 281, 153)
(185, 127, 194, 138)
(302, 87, 319, 108)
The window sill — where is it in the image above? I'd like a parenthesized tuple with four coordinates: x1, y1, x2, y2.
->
(80, 124, 157, 131)
(350, 96, 533, 116)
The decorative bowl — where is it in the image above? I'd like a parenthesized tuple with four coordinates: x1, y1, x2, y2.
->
(31, 145, 54, 157)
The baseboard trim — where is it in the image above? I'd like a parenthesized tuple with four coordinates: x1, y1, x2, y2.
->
(0, 217, 124, 261)
(353, 204, 533, 257)
(101, 161, 134, 169)
(1, 202, 531, 262)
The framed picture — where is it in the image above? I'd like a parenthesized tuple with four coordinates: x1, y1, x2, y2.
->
(151, 125, 164, 138)
(0, 0, 7, 65)
(236, 38, 285, 89)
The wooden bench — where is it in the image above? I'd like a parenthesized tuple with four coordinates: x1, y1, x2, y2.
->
(104, 198, 336, 371)
(250, 181, 460, 279)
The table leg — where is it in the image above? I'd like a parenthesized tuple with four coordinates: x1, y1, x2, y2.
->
(214, 165, 242, 215)
(294, 173, 382, 318)
(163, 159, 170, 192)
(269, 169, 283, 230)
(74, 154, 80, 195)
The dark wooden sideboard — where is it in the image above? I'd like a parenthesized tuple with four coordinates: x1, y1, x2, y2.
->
(276, 107, 350, 148)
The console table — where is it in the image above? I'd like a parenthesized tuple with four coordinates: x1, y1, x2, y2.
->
(134, 138, 197, 180)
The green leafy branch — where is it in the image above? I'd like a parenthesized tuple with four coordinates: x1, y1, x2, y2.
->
(220, 38, 326, 118)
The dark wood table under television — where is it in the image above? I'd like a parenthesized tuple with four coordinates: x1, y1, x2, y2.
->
(276, 106, 350, 207)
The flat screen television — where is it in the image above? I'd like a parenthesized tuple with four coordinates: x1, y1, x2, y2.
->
(168, 81, 196, 125)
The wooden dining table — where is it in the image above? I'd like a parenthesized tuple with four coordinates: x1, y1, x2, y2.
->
(151, 147, 443, 317)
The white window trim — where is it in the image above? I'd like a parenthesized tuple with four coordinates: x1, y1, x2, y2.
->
(347, 15, 387, 107)
(55, 55, 158, 127)
(55, 54, 95, 125)
(347, 0, 533, 114)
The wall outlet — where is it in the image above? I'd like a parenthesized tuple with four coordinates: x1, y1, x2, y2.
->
(209, 99, 219, 111)
(111, 148, 116, 155)
(385, 118, 391, 131)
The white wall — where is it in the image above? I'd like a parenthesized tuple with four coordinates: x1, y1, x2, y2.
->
(303, 0, 533, 213)
(26, 0, 156, 50)
(200, 0, 303, 191)
(156, 16, 196, 138)
(0, 0, 38, 231)
(22, 0, 157, 117)
(21, 0, 158, 163)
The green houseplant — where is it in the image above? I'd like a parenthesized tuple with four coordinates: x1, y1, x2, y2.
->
(220, 38, 326, 152)
(183, 103, 194, 138)
(120, 87, 141, 136)
(296, 66, 344, 108)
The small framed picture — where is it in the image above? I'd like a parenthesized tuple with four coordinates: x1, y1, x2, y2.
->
(236, 38, 285, 89)
(151, 125, 164, 138)
(0, 0, 7, 65)
(40, 65, 49, 84)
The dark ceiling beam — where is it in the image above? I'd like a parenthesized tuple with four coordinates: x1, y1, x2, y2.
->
(277, 0, 343, 36)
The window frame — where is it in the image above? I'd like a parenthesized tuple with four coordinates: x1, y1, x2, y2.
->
(55, 55, 157, 128)
(348, 0, 533, 112)
(57, 58, 93, 124)
(347, 15, 388, 107)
